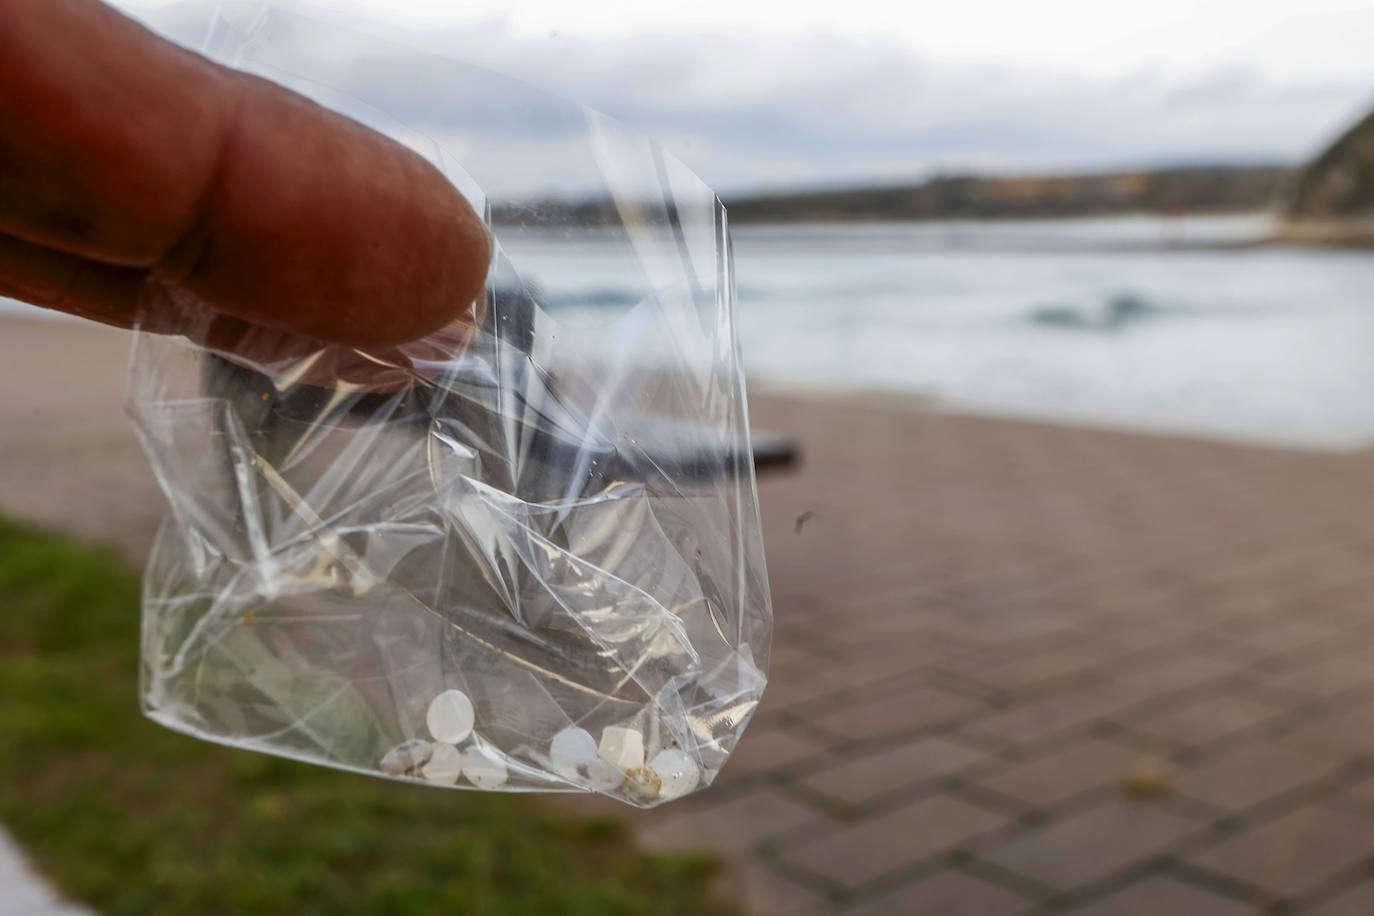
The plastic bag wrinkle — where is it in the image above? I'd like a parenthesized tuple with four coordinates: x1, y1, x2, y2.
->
(128, 2, 772, 807)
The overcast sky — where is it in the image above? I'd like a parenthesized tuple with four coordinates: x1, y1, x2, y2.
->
(122, 0, 1374, 195)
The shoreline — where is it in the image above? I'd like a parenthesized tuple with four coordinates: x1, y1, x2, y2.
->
(1271, 217, 1374, 249)
(751, 376, 1372, 455)
(0, 308, 1361, 460)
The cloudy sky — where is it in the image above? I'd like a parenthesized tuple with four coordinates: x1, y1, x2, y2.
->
(121, 0, 1374, 195)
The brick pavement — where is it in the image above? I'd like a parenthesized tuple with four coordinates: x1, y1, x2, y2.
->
(633, 390, 1374, 914)
(9, 317, 1374, 914)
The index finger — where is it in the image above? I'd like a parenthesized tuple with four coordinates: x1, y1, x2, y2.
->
(0, 0, 490, 347)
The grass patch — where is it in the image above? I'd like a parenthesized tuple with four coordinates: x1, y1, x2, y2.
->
(0, 516, 737, 915)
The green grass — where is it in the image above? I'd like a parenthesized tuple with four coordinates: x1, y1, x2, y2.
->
(0, 516, 737, 915)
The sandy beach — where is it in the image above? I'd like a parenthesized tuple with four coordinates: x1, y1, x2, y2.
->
(6, 313, 1374, 913)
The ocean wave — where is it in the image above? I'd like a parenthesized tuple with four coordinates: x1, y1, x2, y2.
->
(1026, 292, 1167, 332)
(539, 288, 646, 309)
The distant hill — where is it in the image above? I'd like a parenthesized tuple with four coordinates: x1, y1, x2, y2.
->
(1274, 101, 1374, 246)
(723, 165, 1293, 223)
(1288, 108, 1374, 217)
(493, 164, 1293, 226)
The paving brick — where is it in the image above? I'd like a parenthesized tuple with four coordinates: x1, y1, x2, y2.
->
(1095, 615, 1206, 657)
(798, 736, 987, 807)
(731, 864, 829, 916)
(1067, 876, 1257, 915)
(845, 869, 1030, 915)
(958, 683, 1133, 750)
(821, 648, 937, 690)
(1279, 702, 1374, 759)
(636, 787, 821, 856)
(779, 794, 1006, 888)
(1219, 616, 1345, 660)
(716, 727, 830, 783)
(972, 737, 1144, 809)
(1127, 691, 1286, 750)
(849, 667, 988, 707)
(1341, 773, 1374, 806)
(982, 799, 1200, 890)
(963, 643, 1106, 694)
(1188, 803, 1374, 898)
(1108, 652, 1241, 707)
(769, 642, 839, 677)
(1173, 743, 1335, 811)
(806, 686, 986, 743)
(1258, 649, 1374, 699)
(766, 665, 868, 709)
(1307, 879, 1374, 915)
(828, 619, 976, 664)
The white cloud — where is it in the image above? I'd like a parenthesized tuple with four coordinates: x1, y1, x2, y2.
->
(126, 1, 1374, 194)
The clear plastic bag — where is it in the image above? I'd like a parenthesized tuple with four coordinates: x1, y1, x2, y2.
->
(126, 2, 772, 807)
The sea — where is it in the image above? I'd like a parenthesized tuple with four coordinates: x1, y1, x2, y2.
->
(8, 212, 1374, 451)
(529, 212, 1374, 451)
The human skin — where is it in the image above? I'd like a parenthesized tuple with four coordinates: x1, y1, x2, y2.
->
(0, 0, 490, 348)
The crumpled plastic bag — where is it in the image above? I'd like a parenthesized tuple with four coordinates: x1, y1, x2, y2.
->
(125, 2, 772, 807)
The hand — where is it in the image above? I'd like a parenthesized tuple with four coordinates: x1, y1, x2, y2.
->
(0, 0, 490, 348)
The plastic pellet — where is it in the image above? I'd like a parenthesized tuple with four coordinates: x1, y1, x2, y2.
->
(379, 738, 432, 776)
(551, 726, 624, 790)
(649, 749, 700, 800)
(462, 744, 509, 789)
(624, 765, 662, 802)
(550, 726, 598, 780)
(421, 742, 463, 784)
(598, 726, 644, 771)
(426, 689, 474, 744)
(584, 758, 626, 791)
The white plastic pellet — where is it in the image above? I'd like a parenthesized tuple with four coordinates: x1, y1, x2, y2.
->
(550, 727, 599, 780)
(378, 738, 432, 776)
(426, 689, 474, 744)
(584, 758, 627, 791)
(649, 749, 700, 800)
(598, 726, 644, 771)
(421, 742, 463, 784)
(551, 726, 624, 790)
(462, 743, 509, 789)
